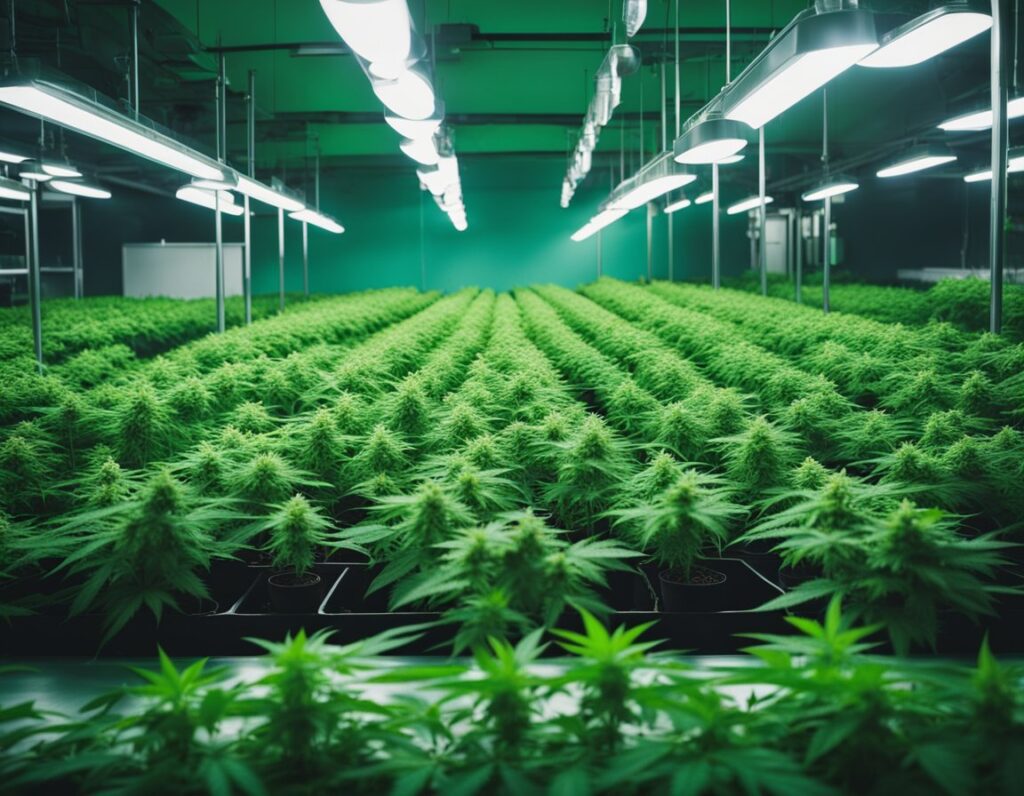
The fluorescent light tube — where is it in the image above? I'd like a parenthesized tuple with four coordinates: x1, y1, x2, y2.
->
(860, 7, 991, 69)
(664, 198, 692, 213)
(235, 175, 304, 212)
(695, 191, 714, 205)
(939, 96, 1024, 131)
(399, 137, 439, 165)
(963, 148, 1024, 182)
(674, 117, 751, 164)
(727, 195, 774, 215)
(0, 176, 31, 201)
(0, 82, 224, 181)
(318, 0, 412, 69)
(801, 178, 859, 202)
(571, 208, 628, 242)
(610, 174, 697, 210)
(372, 69, 436, 120)
(876, 146, 957, 178)
(41, 161, 81, 178)
(50, 180, 111, 199)
(385, 113, 442, 140)
(176, 186, 244, 216)
(0, 149, 28, 164)
(723, 9, 878, 129)
(192, 175, 239, 191)
(289, 208, 345, 233)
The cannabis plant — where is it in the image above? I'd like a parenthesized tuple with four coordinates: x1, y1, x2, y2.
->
(263, 495, 333, 577)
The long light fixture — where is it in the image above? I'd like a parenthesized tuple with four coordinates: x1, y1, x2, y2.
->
(50, 179, 111, 199)
(0, 148, 28, 164)
(802, 176, 859, 202)
(695, 191, 714, 205)
(859, 3, 991, 68)
(722, 7, 878, 129)
(623, 0, 647, 37)
(0, 81, 224, 181)
(176, 186, 244, 216)
(372, 67, 436, 120)
(609, 152, 697, 210)
(289, 207, 345, 234)
(17, 161, 52, 181)
(385, 113, 443, 140)
(727, 195, 774, 216)
(939, 96, 1024, 131)
(571, 207, 628, 242)
(664, 197, 692, 214)
(719, 153, 745, 164)
(674, 115, 751, 164)
(399, 136, 439, 165)
(41, 161, 81, 178)
(235, 175, 304, 212)
(319, 0, 413, 78)
(0, 175, 31, 201)
(963, 147, 1024, 182)
(876, 144, 957, 178)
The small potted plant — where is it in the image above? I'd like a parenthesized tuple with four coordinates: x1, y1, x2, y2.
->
(264, 494, 332, 613)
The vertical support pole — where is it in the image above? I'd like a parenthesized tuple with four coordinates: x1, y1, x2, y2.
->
(277, 207, 285, 312)
(27, 183, 42, 371)
(990, 0, 1009, 334)
(244, 69, 255, 325)
(131, 1, 140, 119)
(712, 163, 720, 289)
(758, 126, 767, 296)
(71, 197, 83, 299)
(597, 229, 603, 278)
(673, 0, 680, 282)
(823, 199, 832, 314)
(668, 213, 674, 282)
(302, 221, 309, 298)
(215, 192, 225, 333)
(795, 209, 803, 304)
(646, 202, 653, 281)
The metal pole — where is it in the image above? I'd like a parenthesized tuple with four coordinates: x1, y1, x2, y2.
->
(758, 126, 767, 296)
(990, 0, 1010, 334)
(217, 53, 226, 161)
(597, 228, 603, 278)
(244, 69, 255, 325)
(646, 202, 653, 281)
(215, 192, 225, 333)
(27, 182, 42, 371)
(823, 200, 831, 314)
(71, 197, 83, 299)
(302, 221, 309, 298)
(712, 163, 720, 289)
(725, 0, 731, 83)
(796, 209, 803, 304)
(278, 207, 285, 312)
(674, 0, 681, 137)
(131, 1, 140, 119)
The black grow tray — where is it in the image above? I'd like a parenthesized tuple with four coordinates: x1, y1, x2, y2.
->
(2, 558, 1021, 658)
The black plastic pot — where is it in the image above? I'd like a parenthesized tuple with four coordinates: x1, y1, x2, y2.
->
(268, 571, 324, 614)
(658, 565, 728, 612)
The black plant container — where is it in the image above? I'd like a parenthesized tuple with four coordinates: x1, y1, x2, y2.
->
(658, 566, 728, 612)
(267, 571, 324, 614)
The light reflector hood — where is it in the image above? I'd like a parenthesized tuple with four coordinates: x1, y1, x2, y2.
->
(673, 116, 752, 165)
(290, 208, 345, 233)
(609, 152, 697, 210)
(859, 4, 991, 68)
(876, 144, 957, 178)
(802, 176, 859, 202)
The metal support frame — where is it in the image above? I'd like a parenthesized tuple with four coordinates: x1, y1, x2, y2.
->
(758, 126, 767, 297)
(130, 1, 140, 119)
(244, 69, 255, 325)
(795, 209, 803, 304)
(71, 197, 83, 298)
(278, 207, 285, 312)
(671, 0, 680, 282)
(597, 229, 603, 278)
(990, 0, 1010, 334)
(28, 183, 42, 370)
(214, 191, 225, 333)
(302, 221, 309, 298)
(712, 163, 720, 289)
(646, 201, 654, 281)
(214, 51, 226, 333)
(823, 199, 831, 313)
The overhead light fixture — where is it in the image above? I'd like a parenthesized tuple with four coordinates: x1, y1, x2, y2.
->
(722, 7, 878, 129)
(372, 68, 436, 121)
(695, 191, 714, 205)
(623, 0, 647, 37)
(0, 175, 31, 201)
(609, 152, 698, 210)
(318, 0, 412, 74)
(41, 161, 81, 178)
(859, 3, 991, 68)
(664, 197, 692, 214)
(176, 186, 244, 216)
(876, 144, 957, 178)
(235, 175, 304, 212)
(674, 115, 751, 165)
(0, 149, 28, 164)
(385, 112, 443, 140)
(0, 81, 224, 181)
(571, 207, 628, 242)
(17, 160, 52, 181)
(963, 146, 1024, 182)
(191, 174, 238, 191)
(719, 154, 745, 164)
(400, 136, 439, 166)
(727, 195, 774, 215)
(801, 176, 859, 202)
(938, 95, 1024, 131)
(289, 207, 345, 233)
(49, 179, 111, 199)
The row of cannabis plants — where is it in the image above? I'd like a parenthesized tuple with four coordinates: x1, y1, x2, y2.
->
(2, 602, 1022, 795)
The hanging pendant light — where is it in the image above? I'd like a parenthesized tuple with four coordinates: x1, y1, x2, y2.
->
(876, 144, 958, 178)
(802, 175, 859, 202)
(859, 2, 991, 69)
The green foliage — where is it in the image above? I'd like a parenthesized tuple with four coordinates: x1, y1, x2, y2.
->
(262, 495, 332, 576)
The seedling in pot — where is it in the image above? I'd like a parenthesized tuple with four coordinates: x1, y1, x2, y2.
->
(263, 495, 333, 613)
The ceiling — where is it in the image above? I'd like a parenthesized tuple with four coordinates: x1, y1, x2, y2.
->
(0, 1, 1005, 202)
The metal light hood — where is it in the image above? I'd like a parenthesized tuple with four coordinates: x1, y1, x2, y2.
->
(608, 151, 698, 210)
